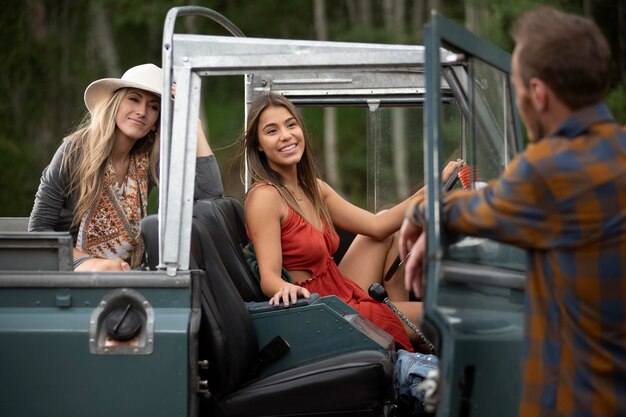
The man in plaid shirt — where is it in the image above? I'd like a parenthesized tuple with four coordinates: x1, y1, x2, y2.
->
(400, 6, 626, 417)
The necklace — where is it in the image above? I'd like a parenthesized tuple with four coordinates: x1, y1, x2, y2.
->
(285, 185, 303, 201)
(292, 190, 303, 201)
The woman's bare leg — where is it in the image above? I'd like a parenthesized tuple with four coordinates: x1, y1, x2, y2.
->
(339, 232, 409, 301)
(339, 233, 388, 289)
(381, 232, 409, 301)
(339, 236, 428, 350)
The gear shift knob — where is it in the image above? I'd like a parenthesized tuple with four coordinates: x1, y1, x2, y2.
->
(368, 283, 388, 303)
(367, 283, 436, 354)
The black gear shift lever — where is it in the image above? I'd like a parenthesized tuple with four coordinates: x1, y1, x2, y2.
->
(368, 283, 436, 354)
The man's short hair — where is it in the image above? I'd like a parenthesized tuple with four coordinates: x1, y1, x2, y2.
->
(511, 7, 611, 110)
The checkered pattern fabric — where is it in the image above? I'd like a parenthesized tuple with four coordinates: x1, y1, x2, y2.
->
(412, 103, 626, 417)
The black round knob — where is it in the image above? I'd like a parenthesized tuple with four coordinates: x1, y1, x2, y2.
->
(368, 283, 388, 303)
(104, 304, 142, 341)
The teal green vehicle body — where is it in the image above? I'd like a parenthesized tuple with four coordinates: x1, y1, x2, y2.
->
(250, 295, 393, 377)
(0, 272, 195, 417)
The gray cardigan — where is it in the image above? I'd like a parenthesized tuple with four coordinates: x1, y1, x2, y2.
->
(28, 141, 224, 243)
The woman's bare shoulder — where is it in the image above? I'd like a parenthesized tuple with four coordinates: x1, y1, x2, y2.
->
(245, 183, 287, 219)
(316, 178, 331, 193)
(246, 182, 282, 203)
(316, 178, 339, 201)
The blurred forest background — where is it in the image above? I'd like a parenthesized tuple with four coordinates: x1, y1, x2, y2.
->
(1, 0, 624, 216)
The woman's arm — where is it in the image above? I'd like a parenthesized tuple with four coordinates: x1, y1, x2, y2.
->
(28, 143, 69, 232)
(196, 119, 212, 157)
(245, 185, 310, 306)
(72, 247, 130, 271)
(324, 160, 463, 240)
(320, 161, 461, 239)
(321, 180, 408, 240)
(194, 119, 224, 199)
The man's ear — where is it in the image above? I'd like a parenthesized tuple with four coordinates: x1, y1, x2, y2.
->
(529, 78, 549, 112)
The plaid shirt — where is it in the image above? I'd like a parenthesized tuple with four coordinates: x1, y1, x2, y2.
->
(412, 103, 626, 416)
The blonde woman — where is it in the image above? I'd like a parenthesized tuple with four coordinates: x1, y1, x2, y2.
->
(29, 64, 222, 271)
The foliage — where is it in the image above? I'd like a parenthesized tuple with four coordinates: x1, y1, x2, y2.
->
(606, 84, 626, 121)
(1, 0, 624, 216)
(481, 0, 546, 51)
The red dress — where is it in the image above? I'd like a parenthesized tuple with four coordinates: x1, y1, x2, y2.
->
(280, 206, 413, 351)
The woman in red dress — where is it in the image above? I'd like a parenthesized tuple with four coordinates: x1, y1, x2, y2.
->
(243, 92, 460, 351)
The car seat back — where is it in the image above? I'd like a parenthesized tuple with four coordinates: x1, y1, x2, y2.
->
(141, 209, 260, 398)
(140, 214, 159, 270)
(193, 198, 267, 302)
(191, 207, 261, 399)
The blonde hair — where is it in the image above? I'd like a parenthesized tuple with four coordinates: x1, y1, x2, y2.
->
(62, 88, 160, 225)
(243, 93, 332, 229)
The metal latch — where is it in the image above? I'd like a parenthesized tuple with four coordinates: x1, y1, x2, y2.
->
(197, 378, 211, 399)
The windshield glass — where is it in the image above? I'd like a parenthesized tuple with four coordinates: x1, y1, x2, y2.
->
(443, 56, 526, 271)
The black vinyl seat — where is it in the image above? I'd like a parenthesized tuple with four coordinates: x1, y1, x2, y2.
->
(140, 214, 159, 270)
(141, 214, 200, 270)
(190, 203, 395, 417)
(140, 202, 396, 416)
(192, 197, 266, 302)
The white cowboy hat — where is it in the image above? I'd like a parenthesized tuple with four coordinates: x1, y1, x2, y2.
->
(83, 63, 163, 113)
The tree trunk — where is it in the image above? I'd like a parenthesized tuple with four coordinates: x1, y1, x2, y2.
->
(428, 0, 441, 14)
(314, 0, 340, 187)
(24, 0, 53, 146)
(382, 0, 410, 199)
(383, 0, 406, 41)
(90, 1, 120, 76)
(394, 0, 407, 42)
(345, 0, 358, 25)
(464, 0, 489, 36)
(412, 0, 426, 41)
(358, 0, 374, 27)
(314, 0, 328, 40)
(383, 0, 394, 30)
(26, 0, 47, 41)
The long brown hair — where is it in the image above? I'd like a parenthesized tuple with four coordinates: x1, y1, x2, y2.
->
(62, 88, 160, 225)
(243, 92, 332, 228)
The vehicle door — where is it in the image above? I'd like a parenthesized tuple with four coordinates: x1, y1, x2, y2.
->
(422, 12, 526, 417)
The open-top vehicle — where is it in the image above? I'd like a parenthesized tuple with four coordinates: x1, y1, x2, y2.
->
(0, 7, 526, 417)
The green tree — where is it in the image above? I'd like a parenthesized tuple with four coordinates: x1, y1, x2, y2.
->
(1, 0, 623, 216)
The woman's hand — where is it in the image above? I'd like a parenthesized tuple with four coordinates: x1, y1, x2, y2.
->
(75, 258, 131, 272)
(269, 283, 310, 307)
(441, 159, 465, 183)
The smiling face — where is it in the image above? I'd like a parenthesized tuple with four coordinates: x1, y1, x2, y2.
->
(256, 105, 305, 175)
(115, 88, 160, 141)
